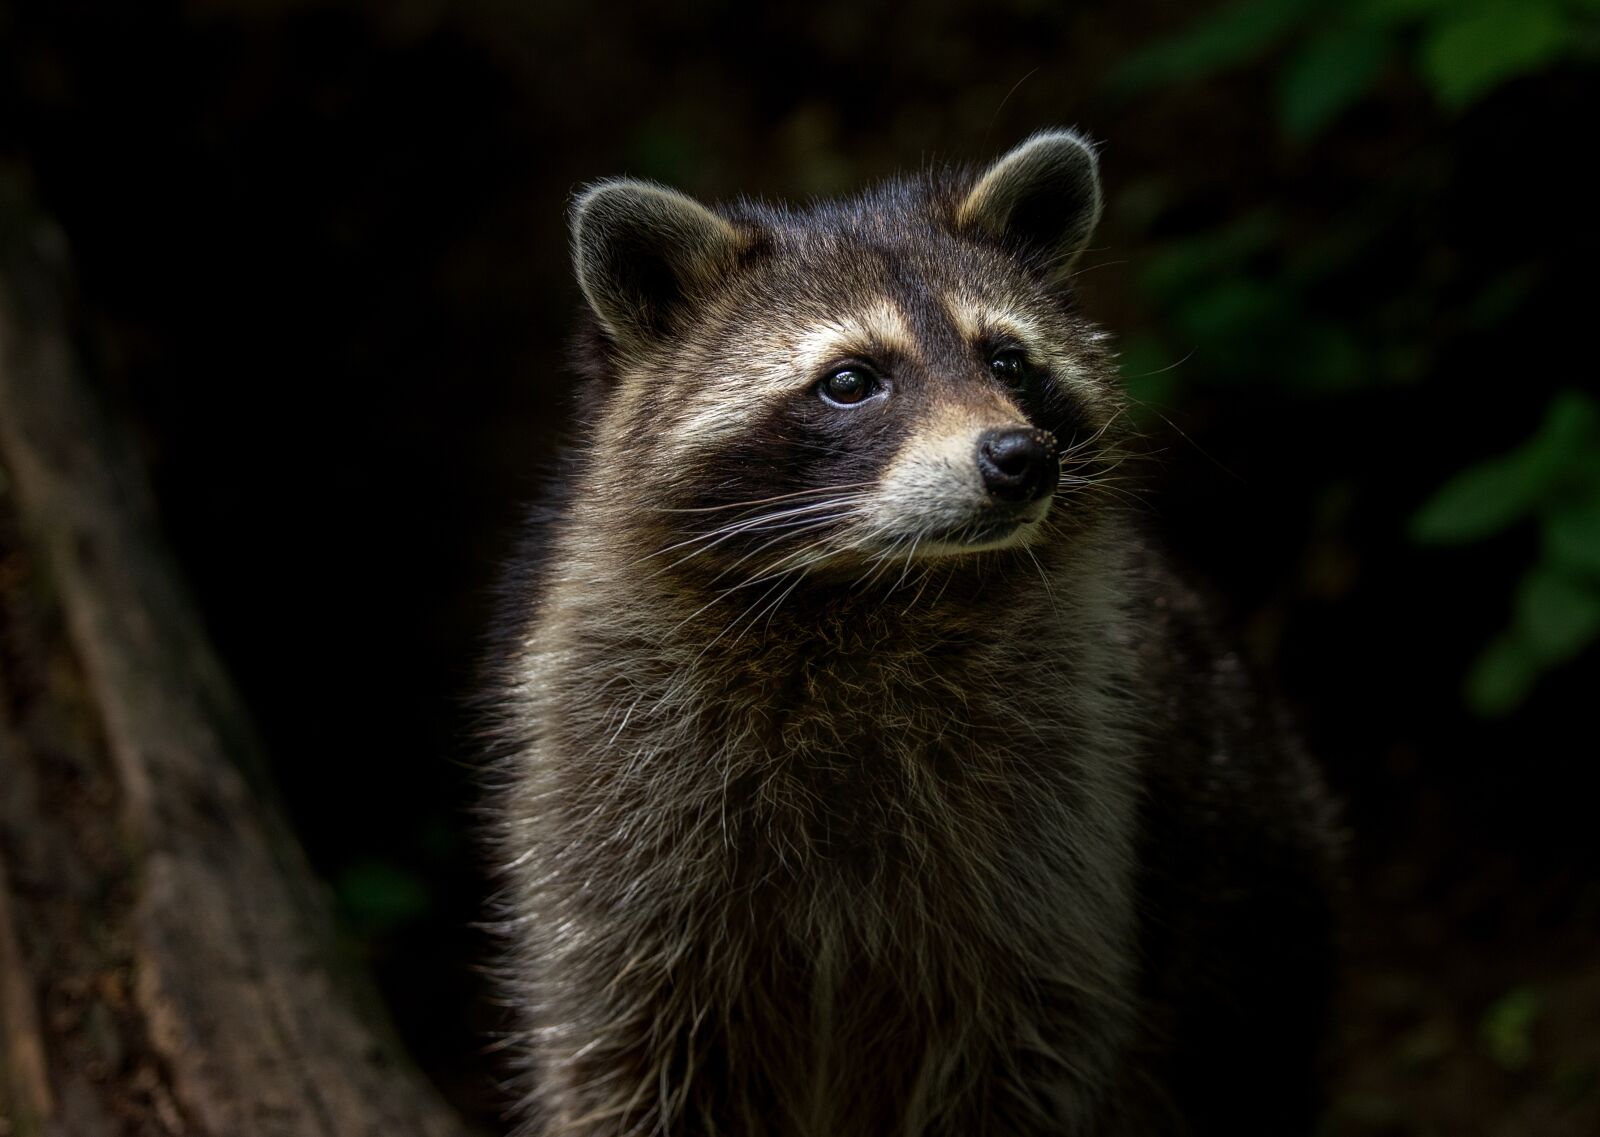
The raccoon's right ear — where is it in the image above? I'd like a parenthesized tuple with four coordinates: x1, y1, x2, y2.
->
(956, 130, 1104, 285)
(570, 180, 745, 351)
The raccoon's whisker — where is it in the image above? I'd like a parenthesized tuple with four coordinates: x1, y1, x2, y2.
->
(1093, 473, 1150, 494)
(1064, 257, 1130, 281)
(1056, 472, 1135, 495)
(843, 534, 891, 590)
(1057, 447, 1145, 488)
(643, 524, 814, 586)
(855, 533, 909, 591)
(738, 532, 855, 592)
(688, 565, 806, 663)
(732, 567, 812, 650)
(902, 563, 938, 613)
(689, 495, 866, 540)
(661, 579, 769, 644)
(649, 482, 876, 515)
(876, 533, 916, 583)
(640, 499, 865, 576)
(1074, 449, 1139, 476)
(750, 573, 808, 634)
(728, 501, 870, 535)
(673, 510, 857, 574)
(702, 514, 859, 588)
(893, 535, 924, 591)
(727, 540, 849, 604)
(1119, 344, 1200, 383)
(654, 496, 866, 555)
(1058, 408, 1131, 460)
(663, 527, 847, 644)
(1056, 474, 1145, 510)
(1021, 542, 1060, 619)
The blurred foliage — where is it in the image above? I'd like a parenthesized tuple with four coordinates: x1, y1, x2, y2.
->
(1109, 0, 1600, 714)
(1123, 208, 1373, 400)
(1480, 986, 1542, 1070)
(1414, 392, 1600, 714)
(1112, 0, 1600, 128)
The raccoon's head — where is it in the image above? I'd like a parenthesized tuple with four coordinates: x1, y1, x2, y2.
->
(569, 131, 1126, 585)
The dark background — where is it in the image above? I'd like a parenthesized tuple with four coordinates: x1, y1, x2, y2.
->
(3, 0, 1598, 1132)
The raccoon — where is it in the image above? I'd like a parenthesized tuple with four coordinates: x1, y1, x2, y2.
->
(488, 131, 1339, 1136)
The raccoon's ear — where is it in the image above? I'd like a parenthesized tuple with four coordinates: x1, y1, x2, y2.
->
(956, 130, 1103, 284)
(570, 179, 744, 350)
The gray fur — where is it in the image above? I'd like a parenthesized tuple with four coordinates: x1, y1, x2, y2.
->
(486, 133, 1338, 1136)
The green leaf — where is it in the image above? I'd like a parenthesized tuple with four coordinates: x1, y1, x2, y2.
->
(1541, 389, 1600, 449)
(1480, 987, 1541, 1070)
(1411, 456, 1552, 544)
(1411, 391, 1600, 544)
(1545, 493, 1600, 575)
(1279, 25, 1392, 139)
(1465, 633, 1540, 716)
(1420, 0, 1570, 109)
(1515, 565, 1600, 661)
(1107, 0, 1317, 94)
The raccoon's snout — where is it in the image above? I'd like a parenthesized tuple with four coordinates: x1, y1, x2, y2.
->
(977, 428, 1058, 506)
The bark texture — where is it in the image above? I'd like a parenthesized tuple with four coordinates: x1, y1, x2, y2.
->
(0, 186, 480, 1136)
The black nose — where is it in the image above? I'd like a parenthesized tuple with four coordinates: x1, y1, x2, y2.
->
(976, 428, 1059, 505)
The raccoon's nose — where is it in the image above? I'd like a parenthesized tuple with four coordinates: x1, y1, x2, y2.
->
(977, 428, 1059, 505)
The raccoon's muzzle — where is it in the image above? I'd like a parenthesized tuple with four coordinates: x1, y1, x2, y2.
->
(977, 427, 1059, 506)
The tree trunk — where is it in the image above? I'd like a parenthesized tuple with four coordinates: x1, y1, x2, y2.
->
(0, 185, 483, 1136)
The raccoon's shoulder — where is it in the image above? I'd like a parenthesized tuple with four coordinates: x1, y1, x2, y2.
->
(1128, 540, 1341, 872)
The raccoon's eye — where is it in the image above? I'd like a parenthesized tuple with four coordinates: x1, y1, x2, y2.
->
(989, 349, 1036, 391)
(817, 366, 878, 407)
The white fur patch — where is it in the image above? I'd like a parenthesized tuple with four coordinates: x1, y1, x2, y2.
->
(792, 299, 918, 371)
(860, 399, 1050, 556)
(664, 300, 916, 449)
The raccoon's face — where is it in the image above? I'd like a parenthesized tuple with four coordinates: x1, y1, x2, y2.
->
(571, 132, 1122, 583)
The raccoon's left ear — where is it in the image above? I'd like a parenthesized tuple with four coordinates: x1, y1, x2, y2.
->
(570, 179, 746, 352)
(956, 129, 1103, 284)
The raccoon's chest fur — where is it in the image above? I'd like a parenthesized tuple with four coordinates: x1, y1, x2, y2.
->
(502, 532, 1142, 1136)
